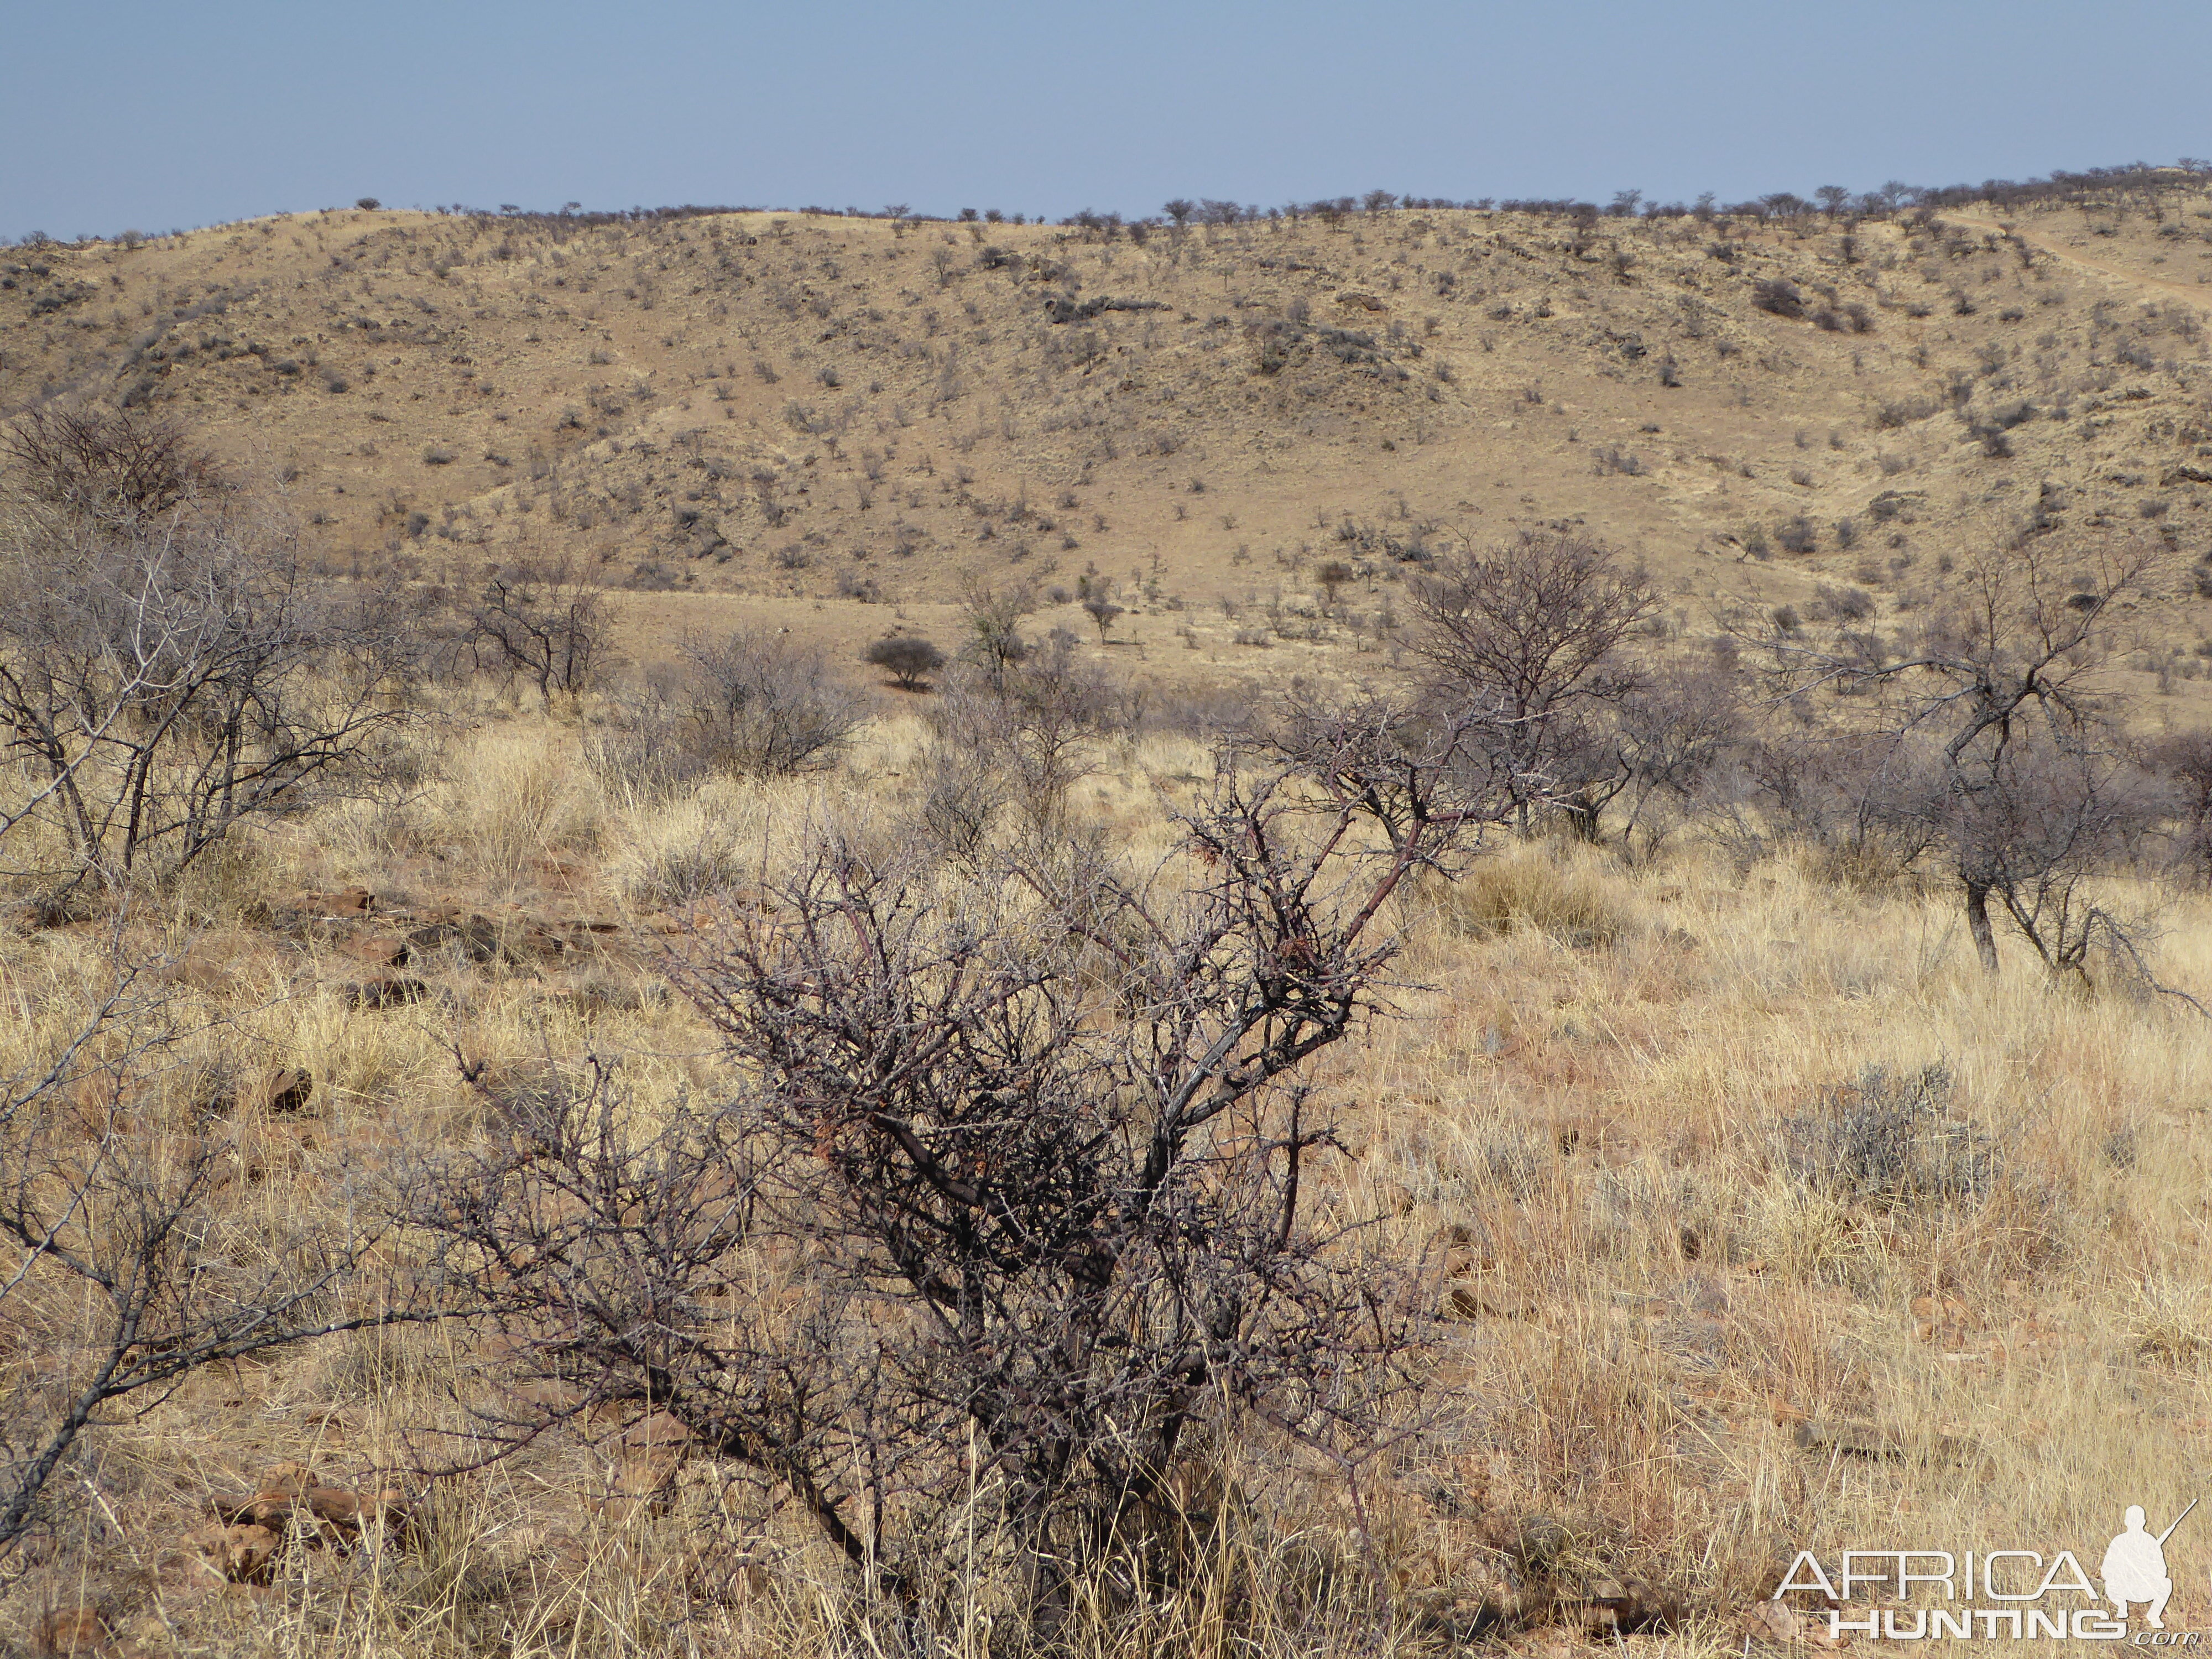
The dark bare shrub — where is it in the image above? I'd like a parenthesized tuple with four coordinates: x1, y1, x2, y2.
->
(465, 555, 618, 706)
(401, 733, 1479, 1628)
(1752, 278, 1806, 319)
(1408, 530, 1653, 833)
(3, 405, 222, 528)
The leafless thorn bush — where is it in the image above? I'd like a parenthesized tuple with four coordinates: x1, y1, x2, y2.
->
(463, 554, 619, 706)
(1, 406, 223, 530)
(1747, 539, 2170, 980)
(591, 630, 866, 792)
(402, 727, 1489, 1634)
(1405, 530, 1660, 839)
(0, 419, 422, 896)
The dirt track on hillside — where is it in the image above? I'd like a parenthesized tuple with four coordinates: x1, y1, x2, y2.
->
(1950, 215, 2212, 310)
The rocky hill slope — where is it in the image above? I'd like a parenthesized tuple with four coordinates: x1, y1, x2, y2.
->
(6, 184, 2212, 685)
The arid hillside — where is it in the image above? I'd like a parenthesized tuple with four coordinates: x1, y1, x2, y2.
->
(7, 181, 2212, 691)
(10, 178, 2212, 1659)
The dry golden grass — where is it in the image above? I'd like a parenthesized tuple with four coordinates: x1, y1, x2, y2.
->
(8, 691, 2212, 1656)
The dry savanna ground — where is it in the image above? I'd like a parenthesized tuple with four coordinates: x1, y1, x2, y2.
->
(6, 175, 2212, 1659)
(8, 708, 2212, 1657)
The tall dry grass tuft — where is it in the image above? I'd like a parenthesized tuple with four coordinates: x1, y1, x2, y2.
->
(1417, 840, 1641, 947)
(423, 719, 609, 886)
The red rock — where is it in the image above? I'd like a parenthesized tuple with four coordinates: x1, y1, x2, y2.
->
(306, 887, 375, 917)
(36, 1606, 106, 1653)
(342, 935, 409, 968)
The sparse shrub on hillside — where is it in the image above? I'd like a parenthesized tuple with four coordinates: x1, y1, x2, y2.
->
(863, 633, 945, 690)
(1752, 278, 1806, 319)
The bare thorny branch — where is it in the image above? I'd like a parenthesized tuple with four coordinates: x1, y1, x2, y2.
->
(0, 950, 444, 1558)
(401, 732, 1484, 1620)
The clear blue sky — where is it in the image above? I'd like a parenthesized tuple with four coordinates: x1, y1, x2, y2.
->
(3, 0, 2206, 239)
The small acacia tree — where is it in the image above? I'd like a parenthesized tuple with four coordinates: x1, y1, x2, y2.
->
(404, 703, 1489, 1625)
(1759, 540, 2162, 978)
(864, 633, 946, 690)
(1083, 593, 1124, 643)
(0, 440, 420, 890)
(1408, 530, 1653, 834)
(465, 554, 617, 706)
(958, 572, 1036, 689)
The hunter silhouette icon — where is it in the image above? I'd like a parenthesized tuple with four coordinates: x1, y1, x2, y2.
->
(2103, 1500, 2194, 1629)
